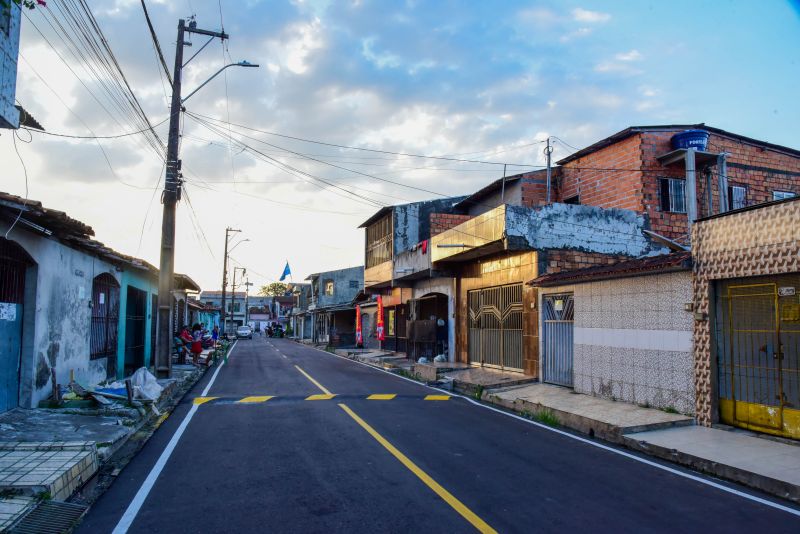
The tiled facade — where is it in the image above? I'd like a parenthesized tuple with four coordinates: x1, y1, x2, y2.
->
(692, 197, 800, 426)
(542, 271, 695, 414)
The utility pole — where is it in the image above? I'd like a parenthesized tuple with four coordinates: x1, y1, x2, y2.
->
(244, 279, 252, 326)
(220, 227, 240, 335)
(155, 18, 250, 378)
(545, 137, 553, 204)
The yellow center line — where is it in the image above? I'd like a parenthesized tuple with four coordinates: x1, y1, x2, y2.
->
(306, 393, 337, 401)
(339, 403, 496, 534)
(238, 396, 274, 403)
(193, 396, 217, 405)
(294, 364, 333, 395)
(367, 394, 397, 400)
(424, 395, 451, 401)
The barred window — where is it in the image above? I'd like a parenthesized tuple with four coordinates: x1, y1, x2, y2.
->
(658, 178, 686, 213)
(728, 185, 747, 210)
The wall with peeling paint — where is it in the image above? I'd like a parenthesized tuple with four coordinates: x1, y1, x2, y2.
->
(1, 225, 119, 408)
(506, 203, 667, 257)
(393, 197, 466, 255)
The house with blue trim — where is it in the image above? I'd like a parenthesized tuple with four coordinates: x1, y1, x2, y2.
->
(0, 191, 201, 412)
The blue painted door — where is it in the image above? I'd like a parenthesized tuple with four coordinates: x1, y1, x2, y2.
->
(0, 302, 22, 412)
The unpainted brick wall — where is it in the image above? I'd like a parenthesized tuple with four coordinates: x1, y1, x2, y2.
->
(559, 130, 800, 241)
(429, 213, 473, 237)
(540, 249, 630, 274)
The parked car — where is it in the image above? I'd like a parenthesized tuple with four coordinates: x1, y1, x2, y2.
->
(236, 325, 253, 339)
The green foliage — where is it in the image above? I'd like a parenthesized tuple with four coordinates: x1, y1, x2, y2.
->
(533, 409, 560, 427)
(259, 282, 289, 296)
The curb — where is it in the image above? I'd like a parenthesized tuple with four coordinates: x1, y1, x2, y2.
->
(622, 435, 800, 504)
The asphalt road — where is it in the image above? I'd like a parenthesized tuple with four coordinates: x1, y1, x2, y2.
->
(77, 337, 800, 533)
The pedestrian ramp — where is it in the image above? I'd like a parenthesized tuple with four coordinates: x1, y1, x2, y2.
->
(192, 393, 453, 405)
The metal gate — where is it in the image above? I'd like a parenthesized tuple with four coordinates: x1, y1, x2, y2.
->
(0, 239, 33, 413)
(543, 294, 574, 387)
(717, 279, 800, 439)
(467, 283, 523, 371)
(90, 274, 120, 381)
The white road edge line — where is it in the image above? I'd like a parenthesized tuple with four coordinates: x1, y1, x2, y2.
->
(111, 341, 238, 534)
(297, 341, 800, 517)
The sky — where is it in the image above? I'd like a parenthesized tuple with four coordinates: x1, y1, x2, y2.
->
(3, 0, 799, 291)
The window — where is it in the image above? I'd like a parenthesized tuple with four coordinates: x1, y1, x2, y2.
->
(324, 280, 334, 296)
(773, 190, 796, 201)
(349, 280, 360, 289)
(563, 195, 580, 205)
(658, 178, 686, 213)
(90, 274, 120, 359)
(728, 185, 747, 210)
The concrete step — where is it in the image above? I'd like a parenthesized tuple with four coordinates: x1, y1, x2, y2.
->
(0, 442, 98, 501)
(483, 382, 693, 443)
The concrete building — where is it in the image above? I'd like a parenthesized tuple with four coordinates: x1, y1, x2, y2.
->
(0, 192, 200, 412)
(289, 283, 312, 340)
(1, 3, 21, 129)
(307, 266, 363, 346)
(361, 197, 466, 359)
(531, 252, 695, 414)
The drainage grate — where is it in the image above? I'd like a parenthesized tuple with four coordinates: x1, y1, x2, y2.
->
(9, 500, 88, 534)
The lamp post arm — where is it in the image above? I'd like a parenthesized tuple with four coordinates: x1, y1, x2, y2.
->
(182, 62, 259, 104)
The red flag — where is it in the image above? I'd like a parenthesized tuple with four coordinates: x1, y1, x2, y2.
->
(376, 296, 385, 341)
(355, 305, 363, 347)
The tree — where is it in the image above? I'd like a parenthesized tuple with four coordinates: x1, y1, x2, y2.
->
(259, 282, 288, 297)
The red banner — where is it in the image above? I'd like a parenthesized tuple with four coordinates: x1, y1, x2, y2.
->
(376, 296, 385, 341)
(355, 305, 363, 347)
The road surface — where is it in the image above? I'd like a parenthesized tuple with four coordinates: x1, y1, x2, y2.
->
(77, 337, 800, 533)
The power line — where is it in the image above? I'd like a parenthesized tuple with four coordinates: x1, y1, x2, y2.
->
(5, 132, 30, 239)
(139, 0, 173, 86)
(18, 51, 157, 190)
(187, 111, 541, 167)
(22, 117, 169, 139)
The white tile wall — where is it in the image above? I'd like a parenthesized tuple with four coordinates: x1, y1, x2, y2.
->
(563, 271, 695, 414)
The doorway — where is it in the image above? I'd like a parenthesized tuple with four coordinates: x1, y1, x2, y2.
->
(125, 286, 147, 375)
(0, 238, 35, 413)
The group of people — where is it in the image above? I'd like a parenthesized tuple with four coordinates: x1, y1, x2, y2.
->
(174, 323, 219, 366)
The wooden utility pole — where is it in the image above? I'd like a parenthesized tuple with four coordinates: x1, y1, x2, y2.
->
(155, 19, 229, 378)
(220, 227, 239, 334)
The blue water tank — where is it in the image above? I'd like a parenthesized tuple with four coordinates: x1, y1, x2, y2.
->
(671, 129, 709, 151)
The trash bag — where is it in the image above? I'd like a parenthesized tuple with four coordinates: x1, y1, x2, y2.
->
(129, 367, 163, 401)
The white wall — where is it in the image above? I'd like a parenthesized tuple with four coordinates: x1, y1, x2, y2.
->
(412, 278, 456, 362)
(540, 271, 695, 415)
(1, 225, 119, 408)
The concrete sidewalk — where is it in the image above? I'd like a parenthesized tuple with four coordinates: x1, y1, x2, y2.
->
(483, 382, 800, 504)
(625, 426, 800, 503)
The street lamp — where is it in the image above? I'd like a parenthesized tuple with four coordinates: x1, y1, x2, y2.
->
(182, 61, 260, 104)
(229, 238, 250, 254)
(155, 16, 260, 379)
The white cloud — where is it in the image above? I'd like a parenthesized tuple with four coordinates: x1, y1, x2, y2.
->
(616, 50, 643, 62)
(560, 27, 592, 43)
(572, 8, 611, 23)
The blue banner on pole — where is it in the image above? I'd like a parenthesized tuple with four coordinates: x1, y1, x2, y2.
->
(279, 261, 291, 281)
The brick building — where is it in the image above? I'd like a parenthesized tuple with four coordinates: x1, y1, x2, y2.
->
(556, 125, 800, 241)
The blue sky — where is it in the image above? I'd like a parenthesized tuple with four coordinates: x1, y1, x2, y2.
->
(3, 0, 799, 288)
